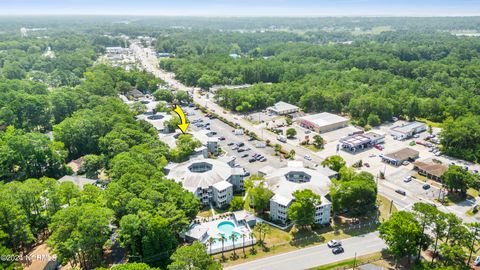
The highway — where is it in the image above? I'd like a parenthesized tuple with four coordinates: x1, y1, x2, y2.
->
(225, 232, 386, 270)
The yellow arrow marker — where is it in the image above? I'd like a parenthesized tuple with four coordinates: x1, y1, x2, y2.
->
(173, 104, 189, 134)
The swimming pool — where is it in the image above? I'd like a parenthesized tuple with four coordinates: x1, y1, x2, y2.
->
(195, 219, 255, 254)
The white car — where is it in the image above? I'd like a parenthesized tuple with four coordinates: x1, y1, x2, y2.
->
(475, 256, 480, 266)
(403, 176, 412, 182)
(304, 155, 312, 161)
(403, 161, 410, 166)
(327, 240, 341, 248)
(368, 154, 376, 158)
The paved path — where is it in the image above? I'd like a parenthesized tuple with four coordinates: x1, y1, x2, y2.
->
(225, 232, 386, 270)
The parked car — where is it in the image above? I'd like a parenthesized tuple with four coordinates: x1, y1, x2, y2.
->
(403, 176, 412, 182)
(227, 142, 234, 146)
(332, 247, 344, 254)
(474, 255, 480, 266)
(423, 184, 431, 190)
(260, 157, 267, 162)
(218, 136, 226, 141)
(237, 148, 246, 153)
(327, 240, 341, 248)
(304, 155, 312, 161)
(395, 189, 407, 196)
(241, 153, 249, 158)
(364, 163, 370, 167)
(248, 137, 255, 141)
(248, 158, 256, 163)
(403, 161, 410, 165)
(374, 144, 383, 150)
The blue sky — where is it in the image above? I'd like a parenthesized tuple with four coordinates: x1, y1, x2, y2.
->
(1, 0, 479, 16)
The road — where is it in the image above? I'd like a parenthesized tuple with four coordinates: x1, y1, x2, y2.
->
(225, 232, 386, 270)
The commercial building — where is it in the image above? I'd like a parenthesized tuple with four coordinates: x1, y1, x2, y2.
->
(297, 112, 349, 133)
(339, 132, 385, 152)
(165, 157, 245, 207)
(260, 161, 332, 225)
(390, 121, 427, 140)
(267, 101, 300, 115)
(381, 148, 419, 166)
(413, 161, 448, 181)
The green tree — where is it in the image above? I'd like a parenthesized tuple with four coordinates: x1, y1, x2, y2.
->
(321, 155, 346, 172)
(175, 90, 192, 105)
(441, 165, 473, 195)
(312, 134, 325, 149)
(168, 241, 221, 270)
(330, 171, 377, 216)
(153, 89, 175, 103)
(439, 243, 467, 267)
(288, 189, 321, 228)
(79, 154, 104, 179)
(170, 134, 202, 162)
(98, 263, 159, 270)
(229, 197, 244, 212)
(286, 128, 297, 138)
(378, 211, 423, 266)
(274, 143, 282, 155)
(48, 203, 114, 269)
(248, 180, 273, 214)
(253, 222, 271, 247)
(367, 113, 381, 126)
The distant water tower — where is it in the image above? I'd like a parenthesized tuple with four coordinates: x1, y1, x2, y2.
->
(20, 27, 27, 37)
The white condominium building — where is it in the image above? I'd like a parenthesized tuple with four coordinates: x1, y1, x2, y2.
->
(166, 157, 245, 207)
(261, 161, 333, 225)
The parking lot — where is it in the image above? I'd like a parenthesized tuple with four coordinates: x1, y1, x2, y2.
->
(183, 106, 288, 175)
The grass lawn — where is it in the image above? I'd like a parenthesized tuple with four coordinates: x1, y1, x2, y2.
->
(197, 208, 213, 218)
(468, 188, 479, 198)
(417, 117, 443, 128)
(302, 144, 322, 152)
(308, 252, 383, 270)
(377, 194, 397, 221)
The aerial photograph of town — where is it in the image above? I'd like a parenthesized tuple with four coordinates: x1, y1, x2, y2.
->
(0, 0, 480, 269)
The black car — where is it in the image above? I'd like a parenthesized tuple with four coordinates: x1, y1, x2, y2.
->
(241, 153, 249, 158)
(218, 136, 226, 141)
(395, 189, 406, 196)
(332, 247, 344, 254)
(422, 184, 431, 190)
(248, 158, 256, 163)
(227, 142, 234, 146)
(237, 148, 245, 153)
(237, 142, 245, 147)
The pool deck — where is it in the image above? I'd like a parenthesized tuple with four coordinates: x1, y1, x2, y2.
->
(188, 212, 256, 254)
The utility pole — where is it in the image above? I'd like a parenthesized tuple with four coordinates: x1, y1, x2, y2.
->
(389, 199, 394, 216)
(353, 252, 357, 269)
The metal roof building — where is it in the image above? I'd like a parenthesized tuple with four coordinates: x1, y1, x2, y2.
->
(297, 112, 349, 133)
